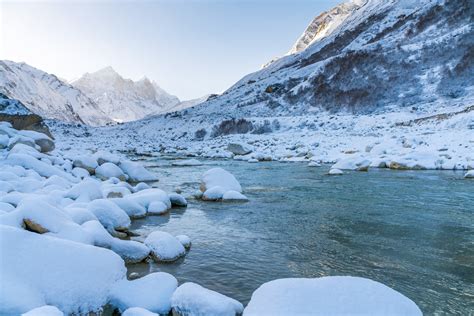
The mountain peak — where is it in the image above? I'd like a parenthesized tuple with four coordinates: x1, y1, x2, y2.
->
(92, 66, 120, 78)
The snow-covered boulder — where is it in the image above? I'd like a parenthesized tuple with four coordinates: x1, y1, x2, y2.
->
(171, 282, 244, 316)
(328, 168, 343, 175)
(21, 305, 63, 316)
(87, 199, 131, 232)
(169, 193, 188, 207)
(147, 201, 169, 215)
(5, 153, 76, 182)
(82, 220, 149, 263)
(71, 167, 89, 179)
(128, 188, 171, 209)
(73, 156, 99, 174)
(201, 168, 242, 193)
(95, 162, 127, 181)
(0, 225, 126, 315)
(222, 190, 248, 201)
(144, 231, 186, 262)
(243, 277, 422, 316)
(308, 161, 321, 167)
(227, 143, 252, 155)
(134, 182, 150, 192)
(93, 151, 121, 165)
(176, 234, 192, 249)
(202, 186, 226, 201)
(331, 156, 371, 171)
(18, 130, 55, 153)
(119, 160, 158, 182)
(111, 197, 147, 219)
(65, 178, 103, 202)
(172, 159, 203, 166)
(464, 170, 474, 178)
(109, 272, 177, 314)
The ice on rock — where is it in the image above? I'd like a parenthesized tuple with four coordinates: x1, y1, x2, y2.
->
(95, 162, 127, 181)
(243, 276, 422, 316)
(171, 282, 244, 316)
(118, 160, 158, 182)
(82, 220, 149, 263)
(222, 190, 248, 201)
(328, 168, 344, 175)
(111, 197, 147, 219)
(176, 234, 192, 249)
(73, 156, 99, 174)
(0, 225, 126, 315)
(172, 159, 203, 166)
(122, 307, 158, 316)
(109, 272, 177, 314)
(87, 199, 131, 232)
(22, 305, 64, 316)
(169, 192, 188, 207)
(147, 201, 169, 215)
(201, 168, 242, 193)
(144, 231, 186, 262)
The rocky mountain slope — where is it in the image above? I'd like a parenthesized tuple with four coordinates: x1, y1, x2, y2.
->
(71, 67, 180, 122)
(50, 0, 474, 171)
(0, 60, 111, 126)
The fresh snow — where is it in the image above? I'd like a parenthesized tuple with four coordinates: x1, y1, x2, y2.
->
(144, 231, 186, 262)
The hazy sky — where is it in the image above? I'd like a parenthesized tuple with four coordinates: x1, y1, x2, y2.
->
(0, 0, 340, 100)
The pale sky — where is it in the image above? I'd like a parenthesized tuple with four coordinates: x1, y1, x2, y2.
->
(0, 0, 340, 100)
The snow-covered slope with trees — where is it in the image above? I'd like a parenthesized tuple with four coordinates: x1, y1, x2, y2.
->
(0, 60, 111, 126)
(71, 67, 180, 122)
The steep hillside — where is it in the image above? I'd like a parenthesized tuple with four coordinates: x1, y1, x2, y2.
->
(72, 67, 180, 122)
(0, 60, 111, 125)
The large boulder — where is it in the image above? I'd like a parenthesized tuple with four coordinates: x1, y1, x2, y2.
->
(200, 168, 242, 193)
(144, 231, 185, 262)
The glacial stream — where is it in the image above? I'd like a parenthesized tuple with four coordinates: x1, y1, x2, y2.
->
(127, 157, 474, 314)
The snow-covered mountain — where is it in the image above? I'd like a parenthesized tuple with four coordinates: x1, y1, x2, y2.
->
(0, 60, 111, 126)
(71, 67, 180, 122)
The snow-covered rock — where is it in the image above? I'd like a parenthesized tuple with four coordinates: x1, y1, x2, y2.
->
(169, 193, 188, 207)
(111, 197, 147, 219)
(119, 160, 158, 182)
(122, 307, 158, 316)
(171, 282, 244, 316)
(202, 186, 226, 201)
(147, 201, 169, 215)
(95, 162, 127, 181)
(144, 231, 186, 262)
(176, 234, 192, 250)
(227, 143, 253, 155)
(0, 225, 126, 315)
(87, 199, 131, 232)
(464, 170, 474, 178)
(201, 168, 242, 193)
(109, 272, 178, 314)
(243, 277, 422, 316)
(328, 168, 343, 175)
(73, 156, 98, 174)
(222, 190, 248, 201)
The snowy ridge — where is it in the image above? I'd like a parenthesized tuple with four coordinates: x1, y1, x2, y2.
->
(287, 0, 367, 55)
(72, 67, 180, 122)
(0, 60, 111, 126)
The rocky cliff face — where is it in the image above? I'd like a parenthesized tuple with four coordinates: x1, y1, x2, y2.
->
(71, 67, 180, 122)
(0, 61, 111, 126)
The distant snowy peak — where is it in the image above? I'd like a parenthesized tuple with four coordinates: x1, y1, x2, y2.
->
(0, 60, 111, 126)
(288, 0, 367, 55)
(72, 67, 180, 122)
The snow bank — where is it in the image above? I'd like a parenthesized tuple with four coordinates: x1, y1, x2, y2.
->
(171, 282, 244, 316)
(109, 272, 177, 314)
(144, 231, 186, 262)
(243, 276, 422, 316)
(0, 225, 126, 315)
